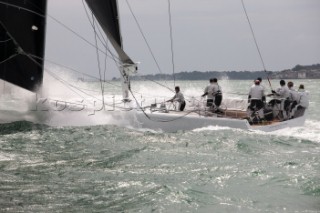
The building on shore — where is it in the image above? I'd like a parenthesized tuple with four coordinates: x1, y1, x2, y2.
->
(270, 69, 320, 79)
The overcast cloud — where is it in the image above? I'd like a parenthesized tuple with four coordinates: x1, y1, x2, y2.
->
(46, 0, 320, 79)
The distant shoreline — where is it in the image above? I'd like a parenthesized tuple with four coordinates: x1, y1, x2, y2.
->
(107, 63, 320, 81)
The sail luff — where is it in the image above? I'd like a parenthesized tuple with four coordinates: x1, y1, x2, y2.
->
(0, 0, 47, 92)
(84, 0, 134, 65)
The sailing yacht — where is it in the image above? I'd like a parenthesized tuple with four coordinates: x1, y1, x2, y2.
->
(84, 0, 308, 132)
(0, 0, 308, 132)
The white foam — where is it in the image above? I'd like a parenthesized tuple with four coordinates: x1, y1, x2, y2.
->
(247, 120, 320, 143)
(271, 120, 320, 143)
(192, 125, 232, 132)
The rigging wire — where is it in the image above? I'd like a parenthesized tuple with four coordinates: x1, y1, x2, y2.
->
(48, 14, 122, 64)
(91, 13, 106, 109)
(0, 21, 39, 82)
(1, 1, 196, 120)
(167, 0, 176, 87)
(1, 1, 285, 126)
(3, 29, 214, 122)
(2, 0, 177, 99)
(0, 53, 18, 65)
(29, 54, 119, 87)
(0, 0, 122, 64)
(28, 53, 148, 97)
(0, 24, 112, 107)
(128, 87, 199, 123)
(27, 53, 135, 110)
(124, 0, 181, 102)
(81, 0, 119, 107)
(0, 38, 11, 43)
(124, 0, 173, 91)
(81, 0, 108, 47)
(0, 1, 44, 17)
(44, 70, 86, 99)
(134, 75, 174, 92)
(26, 54, 144, 110)
(26, 55, 96, 102)
(21, 0, 129, 100)
(241, 0, 273, 90)
(81, 0, 119, 69)
(44, 70, 135, 111)
(124, 0, 163, 75)
(2, 1, 245, 120)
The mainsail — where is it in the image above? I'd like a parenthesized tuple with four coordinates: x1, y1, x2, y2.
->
(85, 0, 137, 101)
(84, 0, 134, 66)
(0, 0, 47, 92)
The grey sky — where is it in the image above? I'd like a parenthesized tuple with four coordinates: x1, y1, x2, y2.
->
(46, 0, 320, 79)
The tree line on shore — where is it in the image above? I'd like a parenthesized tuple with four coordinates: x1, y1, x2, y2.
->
(111, 63, 320, 81)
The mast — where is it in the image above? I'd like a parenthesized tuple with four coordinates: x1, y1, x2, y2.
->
(0, 0, 47, 92)
(85, 0, 137, 101)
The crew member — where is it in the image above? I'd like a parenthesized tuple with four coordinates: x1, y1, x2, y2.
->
(293, 84, 309, 117)
(286, 81, 299, 117)
(252, 77, 264, 90)
(287, 81, 299, 102)
(297, 84, 309, 108)
(247, 79, 265, 119)
(269, 79, 290, 99)
(202, 78, 215, 107)
(167, 86, 186, 111)
(202, 78, 222, 108)
(268, 79, 290, 120)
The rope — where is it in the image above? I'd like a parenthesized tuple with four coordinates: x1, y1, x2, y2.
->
(3, 1, 175, 103)
(129, 87, 200, 122)
(27, 53, 136, 111)
(45, 70, 86, 99)
(0, 53, 19, 65)
(91, 13, 106, 109)
(0, 19, 47, 86)
(0, 1, 45, 17)
(1, 0, 249, 124)
(81, 0, 108, 48)
(124, 0, 174, 93)
(28, 54, 121, 88)
(0, 38, 11, 43)
(241, 0, 273, 90)
(17, 47, 106, 106)
(81, 0, 119, 69)
(0, 1, 181, 119)
(124, 0, 179, 103)
(0, 20, 25, 67)
(28, 53, 148, 99)
(134, 75, 174, 92)
(0, 0, 121, 64)
(167, 0, 176, 87)
(124, 0, 164, 76)
(48, 14, 121, 64)
(27, 56, 138, 110)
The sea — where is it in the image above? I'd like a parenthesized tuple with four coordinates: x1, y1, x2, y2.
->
(0, 78, 319, 212)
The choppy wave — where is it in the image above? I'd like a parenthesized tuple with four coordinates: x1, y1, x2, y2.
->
(0, 121, 48, 135)
(263, 120, 320, 143)
(0, 122, 319, 212)
(1, 79, 320, 212)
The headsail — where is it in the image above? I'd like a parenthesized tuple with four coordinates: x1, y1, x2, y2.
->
(0, 0, 47, 92)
